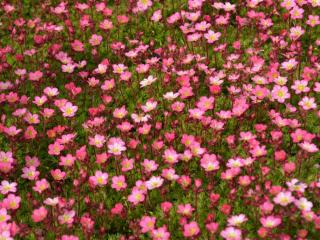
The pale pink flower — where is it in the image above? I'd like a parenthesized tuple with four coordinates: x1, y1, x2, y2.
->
(111, 175, 127, 191)
(273, 191, 295, 206)
(139, 216, 156, 233)
(58, 210, 75, 225)
(204, 30, 221, 43)
(89, 171, 108, 187)
(220, 227, 242, 240)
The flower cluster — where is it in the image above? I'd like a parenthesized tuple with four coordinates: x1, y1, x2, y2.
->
(0, 0, 319, 239)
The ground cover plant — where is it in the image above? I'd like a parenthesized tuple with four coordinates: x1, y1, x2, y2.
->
(0, 0, 319, 239)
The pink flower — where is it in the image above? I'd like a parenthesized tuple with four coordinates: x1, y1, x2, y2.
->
(137, 0, 153, 11)
(151, 225, 170, 240)
(163, 148, 179, 165)
(89, 34, 102, 46)
(58, 210, 75, 225)
(21, 166, 39, 181)
(111, 175, 127, 191)
(121, 158, 134, 172)
(61, 235, 79, 240)
(146, 176, 164, 190)
(48, 142, 64, 156)
(183, 221, 200, 238)
(220, 227, 242, 240)
(28, 71, 43, 81)
(151, 10, 162, 22)
(113, 106, 128, 119)
(0, 181, 17, 195)
(89, 171, 108, 187)
(227, 214, 248, 227)
(89, 134, 106, 148)
(299, 142, 319, 153)
(32, 178, 50, 193)
(289, 26, 305, 40)
(100, 19, 113, 30)
(71, 40, 84, 52)
(204, 30, 221, 43)
(307, 15, 320, 27)
(273, 191, 295, 206)
(128, 189, 145, 205)
(200, 154, 220, 172)
(281, 59, 298, 71)
(107, 137, 126, 155)
(60, 102, 78, 117)
(260, 216, 282, 228)
(298, 97, 317, 110)
(50, 169, 66, 181)
(32, 206, 48, 222)
(177, 204, 194, 217)
(271, 85, 290, 103)
(59, 154, 76, 167)
(2, 194, 21, 210)
(294, 197, 313, 211)
(0, 208, 11, 223)
(139, 216, 156, 233)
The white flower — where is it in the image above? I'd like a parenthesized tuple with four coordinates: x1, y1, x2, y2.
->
(44, 197, 59, 206)
(140, 75, 157, 88)
(163, 92, 179, 100)
(131, 113, 151, 123)
(146, 176, 164, 190)
(294, 198, 313, 211)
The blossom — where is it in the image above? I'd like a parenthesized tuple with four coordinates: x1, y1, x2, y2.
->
(260, 216, 281, 228)
(291, 80, 310, 94)
(2, 194, 21, 210)
(60, 102, 78, 117)
(271, 85, 290, 103)
(294, 197, 313, 211)
(89, 171, 108, 187)
(140, 75, 157, 88)
(227, 214, 248, 227)
(151, 225, 170, 240)
(107, 137, 126, 155)
(177, 204, 194, 217)
(137, 0, 153, 11)
(273, 191, 295, 206)
(113, 106, 128, 119)
(220, 227, 242, 240)
(151, 10, 162, 22)
(204, 30, 221, 43)
(139, 216, 156, 233)
(163, 92, 179, 100)
(146, 176, 164, 190)
(281, 59, 298, 71)
(200, 154, 219, 172)
(33, 179, 50, 193)
(111, 175, 127, 191)
(89, 134, 106, 148)
(112, 64, 127, 74)
(128, 189, 145, 205)
(163, 148, 179, 164)
(48, 142, 64, 156)
(299, 142, 319, 153)
(32, 206, 48, 222)
(58, 210, 76, 225)
(183, 221, 200, 238)
(0, 181, 17, 195)
(142, 159, 158, 173)
(289, 26, 305, 40)
(89, 34, 102, 46)
(298, 97, 317, 110)
(21, 166, 40, 180)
